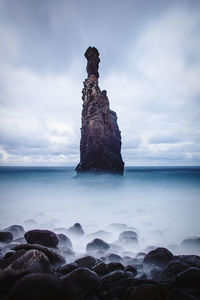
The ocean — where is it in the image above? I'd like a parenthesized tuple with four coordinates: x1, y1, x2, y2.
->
(0, 166, 200, 254)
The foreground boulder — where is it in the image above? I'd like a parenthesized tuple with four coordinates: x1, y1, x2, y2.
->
(86, 238, 110, 252)
(0, 231, 13, 243)
(143, 247, 173, 268)
(13, 243, 65, 267)
(128, 283, 162, 300)
(0, 249, 53, 295)
(175, 267, 200, 289)
(25, 229, 59, 247)
(61, 267, 101, 295)
(5, 273, 62, 300)
(75, 46, 124, 174)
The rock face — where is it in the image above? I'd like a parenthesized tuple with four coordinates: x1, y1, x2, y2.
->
(76, 46, 124, 174)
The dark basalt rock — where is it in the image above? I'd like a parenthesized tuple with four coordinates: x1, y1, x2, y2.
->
(166, 288, 198, 300)
(3, 225, 25, 239)
(61, 278, 85, 299)
(175, 267, 200, 289)
(143, 247, 173, 268)
(0, 249, 26, 270)
(101, 270, 125, 286)
(61, 267, 101, 294)
(85, 46, 100, 79)
(162, 260, 190, 280)
(76, 47, 124, 175)
(0, 231, 13, 243)
(75, 255, 97, 269)
(86, 238, 110, 252)
(25, 229, 59, 247)
(0, 249, 53, 295)
(127, 283, 162, 300)
(57, 263, 78, 275)
(92, 262, 109, 276)
(5, 273, 62, 300)
(68, 223, 84, 237)
(3, 249, 52, 275)
(107, 262, 124, 272)
(124, 265, 137, 277)
(13, 243, 65, 267)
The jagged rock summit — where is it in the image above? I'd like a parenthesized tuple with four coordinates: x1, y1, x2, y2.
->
(76, 47, 124, 174)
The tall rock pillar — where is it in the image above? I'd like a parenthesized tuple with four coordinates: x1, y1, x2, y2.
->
(76, 47, 124, 174)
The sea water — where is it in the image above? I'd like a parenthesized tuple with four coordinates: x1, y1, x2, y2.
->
(0, 166, 200, 254)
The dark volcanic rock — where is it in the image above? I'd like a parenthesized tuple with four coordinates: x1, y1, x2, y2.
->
(5, 273, 62, 300)
(3, 225, 25, 239)
(76, 47, 124, 174)
(166, 288, 198, 300)
(24, 229, 59, 247)
(13, 243, 65, 267)
(162, 260, 190, 280)
(0, 249, 53, 295)
(143, 247, 173, 268)
(75, 255, 97, 269)
(92, 262, 109, 276)
(107, 262, 124, 272)
(125, 265, 137, 276)
(127, 283, 162, 300)
(57, 263, 78, 275)
(62, 267, 101, 294)
(175, 267, 200, 289)
(0, 231, 13, 243)
(102, 270, 125, 287)
(85, 46, 100, 78)
(0, 249, 26, 270)
(3, 249, 52, 275)
(86, 238, 110, 252)
(68, 223, 84, 237)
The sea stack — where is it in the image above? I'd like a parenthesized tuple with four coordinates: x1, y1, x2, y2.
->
(76, 47, 124, 174)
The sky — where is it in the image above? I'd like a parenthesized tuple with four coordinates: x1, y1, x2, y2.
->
(0, 0, 200, 166)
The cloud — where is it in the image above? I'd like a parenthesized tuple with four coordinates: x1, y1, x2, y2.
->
(0, 2, 200, 166)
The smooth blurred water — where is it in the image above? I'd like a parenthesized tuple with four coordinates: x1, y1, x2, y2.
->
(0, 166, 200, 252)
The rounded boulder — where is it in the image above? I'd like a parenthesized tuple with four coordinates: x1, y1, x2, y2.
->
(25, 229, 59, 247)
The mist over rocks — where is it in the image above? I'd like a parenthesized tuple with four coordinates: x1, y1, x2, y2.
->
(76, 47, 124, 175)
(0, 221, 200, 299)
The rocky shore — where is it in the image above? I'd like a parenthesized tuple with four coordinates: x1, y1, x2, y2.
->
(0, 223, 200, 300)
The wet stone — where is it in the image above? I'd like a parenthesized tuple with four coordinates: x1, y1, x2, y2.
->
(0, 232, 13, 243)
(75, 255, 97, 269)
(25, 229, 59, 247)
(92, 262, 109, 276)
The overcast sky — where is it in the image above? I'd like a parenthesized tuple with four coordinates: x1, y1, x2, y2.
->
(0, 0, 200, 166)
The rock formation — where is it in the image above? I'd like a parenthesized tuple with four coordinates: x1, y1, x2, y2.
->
(76, 47, 124, 174)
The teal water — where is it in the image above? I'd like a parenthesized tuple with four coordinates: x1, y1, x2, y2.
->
(0, 166, 200, 252)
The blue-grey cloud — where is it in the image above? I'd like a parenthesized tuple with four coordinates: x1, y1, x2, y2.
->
(0, 0, 200, 166)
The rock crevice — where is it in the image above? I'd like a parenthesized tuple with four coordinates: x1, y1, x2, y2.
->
(76, 47, 124, 174)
